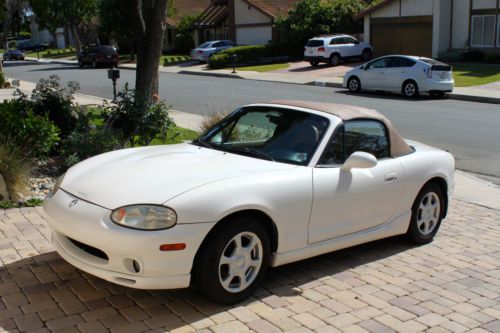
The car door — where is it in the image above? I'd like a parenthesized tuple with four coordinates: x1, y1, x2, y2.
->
(384, 57, 417, 91)
(308, 120, 405, 244)
(362, 57, 390, 90)
(344, 37, 361, 57)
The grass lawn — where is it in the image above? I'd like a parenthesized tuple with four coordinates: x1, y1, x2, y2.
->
(26, 48, 76, 59)
(236, 63, 290, 72)
(149, 126, 199, 145)
(452, 63, 500, 87)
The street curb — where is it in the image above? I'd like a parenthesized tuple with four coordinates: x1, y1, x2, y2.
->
(448, 93, 500, 105)
(177, 70, 244, 80)
(306, 81, 344, 88)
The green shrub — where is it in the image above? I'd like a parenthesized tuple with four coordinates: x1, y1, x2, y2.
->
(462, 50, 485, 62)
(208, 43, 295, 69)
(0, 100, 60, 157)
(25, 198, 44, 207)
(0, 70, 5, 87)
(438, 50, 463, 63)
(485, 53, 500, 64)
(30, 75, 80, 139)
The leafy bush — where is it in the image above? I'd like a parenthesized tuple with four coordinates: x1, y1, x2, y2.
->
(438, 51, 463, 63)
(462, 50, 485, 62)
(485, 53, 500, 64)
(208, 43, 296, 69)
(105, 85, 175, 146)
(0, 100, 60, 157)
(29, 75, 80, 138)
(0, 70, 5, 88)
(0, 144, 30, 201)
(200, 111, 228, 134)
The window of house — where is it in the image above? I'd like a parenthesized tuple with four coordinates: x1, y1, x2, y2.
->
(471, 15, 496, 47)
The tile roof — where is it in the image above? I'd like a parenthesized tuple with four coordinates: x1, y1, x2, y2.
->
(244, 0, 300, 18)
(194, 3, 229, 27)
(353, 0, 396, 21)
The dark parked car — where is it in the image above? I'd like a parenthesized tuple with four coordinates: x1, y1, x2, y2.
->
(78, 45, 119, 68)
(18, 42, 48, 52)
(3, 49, 25, 61)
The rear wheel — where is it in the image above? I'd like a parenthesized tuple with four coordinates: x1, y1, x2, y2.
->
(347, 76, 361, 92)
(193, 217, 270, 304)
(361, 49, 372, 62)
(329, 54, 340, 67)
(402, 80, 419, 98)
(309, 60, 319, 67)
(78, 60, 84, 68)
(407, 183, 444, 244)
(92, 60, 97, 68)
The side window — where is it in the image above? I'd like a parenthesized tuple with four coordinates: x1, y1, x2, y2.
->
(390, 57, 416, 68)
(368, 58, 390, 69)
(329, 38, 339, 45)
(345, 37, 357, 44)
(213, 42, 223, 47)
(320, 120, 389, 165)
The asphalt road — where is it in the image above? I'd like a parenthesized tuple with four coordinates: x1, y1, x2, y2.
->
(4, 61, 500, 180)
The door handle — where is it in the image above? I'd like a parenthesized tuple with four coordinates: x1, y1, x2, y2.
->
(385, 173, 398, 183)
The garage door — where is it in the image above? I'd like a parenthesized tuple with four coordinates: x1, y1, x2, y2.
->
(371, 17, 433, 58)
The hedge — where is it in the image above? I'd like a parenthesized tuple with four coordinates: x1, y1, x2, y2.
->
(208, 41, 303, 69)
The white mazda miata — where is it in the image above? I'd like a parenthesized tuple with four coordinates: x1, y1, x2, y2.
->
(44, 101, 455, 304)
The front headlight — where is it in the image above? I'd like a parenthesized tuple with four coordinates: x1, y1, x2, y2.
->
(110, 205, 177, 230)
(47, 173, 65, 198)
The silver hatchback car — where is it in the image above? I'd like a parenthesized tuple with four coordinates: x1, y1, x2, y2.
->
(191, 40, 236, 63)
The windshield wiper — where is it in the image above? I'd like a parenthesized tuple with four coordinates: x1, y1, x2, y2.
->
(224, 146, 275, 162)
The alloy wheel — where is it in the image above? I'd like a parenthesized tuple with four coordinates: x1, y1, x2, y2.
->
(218, 231, 263, 293)
(349, 78, 359, 91)
(416, 192, 441, 235)
(404, 82, 416, 97)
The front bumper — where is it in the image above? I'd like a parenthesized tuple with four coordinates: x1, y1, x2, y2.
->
(43, 189, 215, 289)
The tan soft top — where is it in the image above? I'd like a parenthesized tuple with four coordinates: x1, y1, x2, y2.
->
(263, 100, 413, 157)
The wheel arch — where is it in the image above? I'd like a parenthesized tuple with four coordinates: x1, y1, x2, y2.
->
(191, 209, 279, 273)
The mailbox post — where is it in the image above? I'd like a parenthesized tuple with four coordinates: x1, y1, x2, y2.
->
(107, 69, 120, 101)
(231, 54, 238, 74)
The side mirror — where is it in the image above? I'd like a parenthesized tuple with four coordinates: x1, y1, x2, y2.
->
(341, 152, 377, 171)
(363, 65, 369, 71)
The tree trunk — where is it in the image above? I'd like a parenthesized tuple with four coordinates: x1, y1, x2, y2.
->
(69, 24, 83, 55)
(133, 0, 168, 110)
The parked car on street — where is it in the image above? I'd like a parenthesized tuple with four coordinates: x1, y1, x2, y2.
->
(44, 101, 454, 304)
(304, 34, 373, 67)
(190, 40, 236, 62)
(78, 45, 119, 68)
(343, 55, 454, 98)
(18, 41, 48, 52)
(2, 49, 25, 61)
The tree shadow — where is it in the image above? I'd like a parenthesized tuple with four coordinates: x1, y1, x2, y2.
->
(0, 235, 417, 331)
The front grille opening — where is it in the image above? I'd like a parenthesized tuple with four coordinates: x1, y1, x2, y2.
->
(68, 238, 109, 261)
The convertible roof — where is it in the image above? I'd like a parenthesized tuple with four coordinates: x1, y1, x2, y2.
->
(263, 100, 413, 157)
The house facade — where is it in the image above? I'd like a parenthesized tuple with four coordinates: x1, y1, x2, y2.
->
(355, 0, 500, 58)
(194, 0, 298, 46)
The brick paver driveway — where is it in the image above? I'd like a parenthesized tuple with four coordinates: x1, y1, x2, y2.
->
(1, 199, 499, 333)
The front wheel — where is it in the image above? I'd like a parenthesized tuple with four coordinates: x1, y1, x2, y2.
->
(402, 80, 419, 98)
(407, 183, 444, 244)
(361, 49, 372, 62)
(193, 217, 270, 304)
(347, 76, 361, 92)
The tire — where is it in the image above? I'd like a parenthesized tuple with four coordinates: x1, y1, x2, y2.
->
(430, 91, 446, 99)
(329, 54, 340, 67)
(406, 183, 445, 244)
(361, 49, 372, 62)
(402, 80, 419, 98)
(78, 60, 84, 68)
(347, 76, 361, 92)
(193, 217, 271, 304)
(310, 61, 319, 67)
(92, 60, 97, 68)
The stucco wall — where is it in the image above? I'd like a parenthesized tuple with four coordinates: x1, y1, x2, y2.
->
(234, 0, 271, 24)
(236, 26, 272, 45)
(436, 0, 452, 55)
(401, 0, 434, 16)
(371, 1, 399, 17)
(364, 16, 371, 43)
(452, 0, 470, 49)
(472, 0, 497, 9)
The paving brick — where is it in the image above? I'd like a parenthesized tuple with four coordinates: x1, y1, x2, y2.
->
(13, 313, 43, 331)
(247, 319, 281, 333)
(77, 320, 109, 333)
(46, 314, 84, 330)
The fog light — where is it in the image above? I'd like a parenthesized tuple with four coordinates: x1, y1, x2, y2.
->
(159, 243, 186, 251)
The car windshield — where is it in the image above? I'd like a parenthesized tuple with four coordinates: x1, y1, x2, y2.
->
(199, 42, 213, 48)
(194, 107, 330, 165)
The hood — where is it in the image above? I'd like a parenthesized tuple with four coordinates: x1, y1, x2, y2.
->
(61, 143, 296, 209)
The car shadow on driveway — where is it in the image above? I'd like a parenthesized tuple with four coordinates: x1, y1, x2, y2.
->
(0, 236, 417, 331)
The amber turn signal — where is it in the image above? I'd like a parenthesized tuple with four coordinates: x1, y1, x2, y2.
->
(159, 243, 186, 251)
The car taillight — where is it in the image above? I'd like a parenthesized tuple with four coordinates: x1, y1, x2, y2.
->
(427, 68, 433, 78)
(318, 47, 325, 52)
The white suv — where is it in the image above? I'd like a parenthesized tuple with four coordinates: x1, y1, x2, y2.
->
(304, 34, 373, 67)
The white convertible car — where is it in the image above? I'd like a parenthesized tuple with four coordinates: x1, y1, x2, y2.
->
(44, 101, 455, 304)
